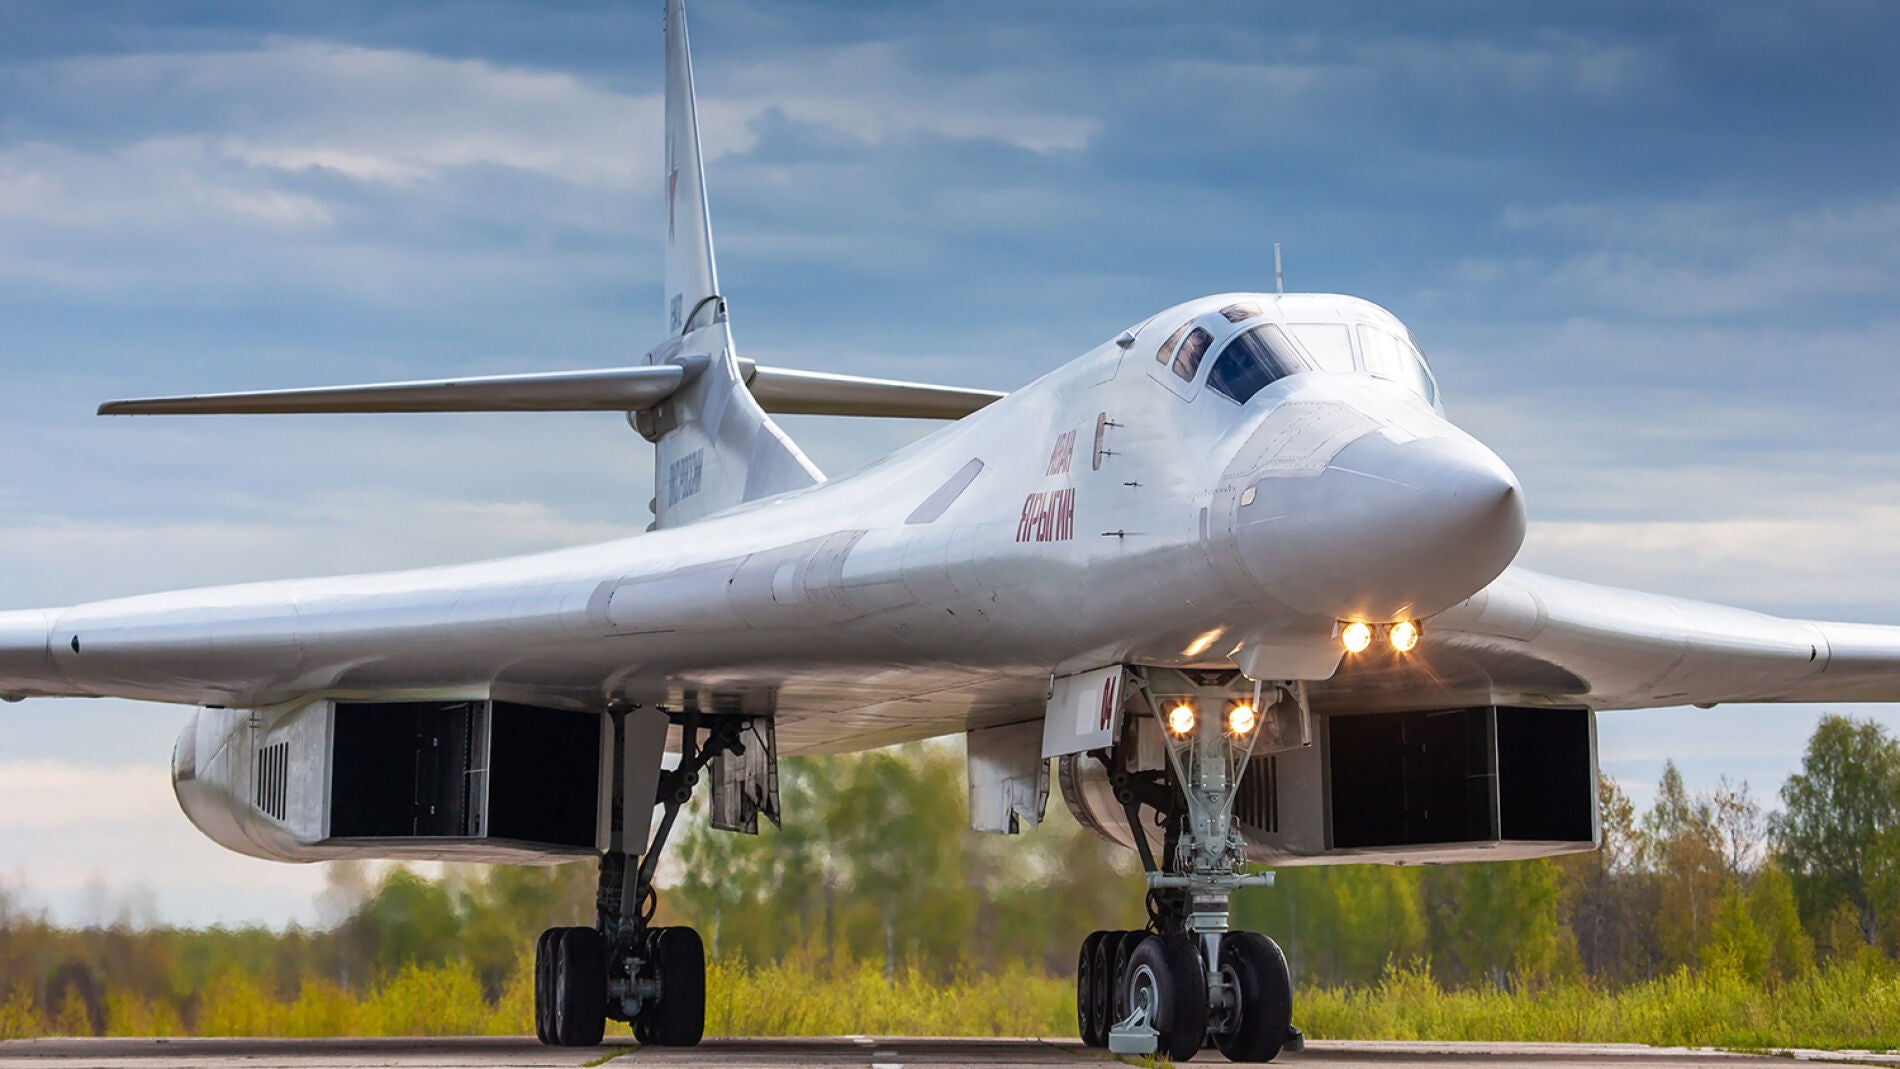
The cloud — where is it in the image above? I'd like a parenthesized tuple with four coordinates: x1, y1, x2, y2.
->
(0, 759, 173, 830)
(0, 33, 1105, 327)
(1486, 197, 1900, 319)
(1442, 315, 1900, 619)
(0, 756, 332, 928)
(1519, 502, 1900, 620)
(1440, 316, 1900, 490)
(10, 41, 652, 185)
(0, 139, 334, 229)
(0, 35, 1097, 215)
(709, 41, 1099, 156)
(1352, 33, 1649, 102)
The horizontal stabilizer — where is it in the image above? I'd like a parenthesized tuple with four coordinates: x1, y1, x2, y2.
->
(99, 366, 686, 415)
(99, 363, 1003, 420)
(738, 361, 1003, 419)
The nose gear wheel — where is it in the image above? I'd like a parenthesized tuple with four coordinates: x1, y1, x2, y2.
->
(1077, 667, 1303, 1062)
(1213, 932, 1293, 1062)
(1123, 933, 1208, 1061)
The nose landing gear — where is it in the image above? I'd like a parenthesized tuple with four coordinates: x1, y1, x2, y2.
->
(1073, 669, 1301, 1063)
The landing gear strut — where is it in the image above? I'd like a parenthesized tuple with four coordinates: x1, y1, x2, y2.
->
(1074, 669, 1301, 1063)
(535, 709, 747, 1047)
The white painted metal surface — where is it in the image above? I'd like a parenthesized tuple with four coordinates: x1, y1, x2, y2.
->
(2, 0, 1899, 872)
(4, 293, 1898, 751)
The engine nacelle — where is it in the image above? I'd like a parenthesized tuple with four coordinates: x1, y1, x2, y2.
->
(171, 698, 605, 864)
(1060, 705, 1600, 867)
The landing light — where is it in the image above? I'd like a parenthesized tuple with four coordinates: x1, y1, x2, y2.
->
(1167, 704, 1198, 737)
(1390, 620, 1421, 654)
(1228, 704, 1257, 736)
(1340, 621, 1373, 653)
(1183, 628, 1223, 657)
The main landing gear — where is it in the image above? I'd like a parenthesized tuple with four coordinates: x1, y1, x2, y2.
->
(1073, 670, 1301, 1063)
(536, 710, 749, 1047)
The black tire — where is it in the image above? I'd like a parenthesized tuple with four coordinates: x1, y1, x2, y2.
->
(1077, 931, 1106, 1047)
(1214, 932, 1292, 1063)
(1112, 930, 1146, 1023)
(651, 925, 706, 1046)
(552, 926, 607, 1047)
(1123, 933, 1208, 1063)
(1092, 931, 1121, 1039)
(533, 928, 559, 1045)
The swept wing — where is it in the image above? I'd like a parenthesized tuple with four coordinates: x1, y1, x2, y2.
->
(98, 360, 1003, 420)
(1311, 565, 1900, 715)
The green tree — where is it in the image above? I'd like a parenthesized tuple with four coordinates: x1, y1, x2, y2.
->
(1645, 761, 1726, 968)
(1746, 862, 1814, 981)
(450, 862, 595, 998)
(1701, 886, 1770, 982)
(1240, 865, 1425, 986)
(1644, 760, 1699, 844)
(334, 869, 461, 981)
(1422, 859, 1575, 988)
(1771, 714, 1900, 948)
(825, 747, 977, 974)
(1557, 774, 1656, 984)
(1710, 776, 1765, 880)
(671, 756, 850, 963)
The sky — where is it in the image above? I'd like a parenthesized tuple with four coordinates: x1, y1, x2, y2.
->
(1, 0, 1898, 928)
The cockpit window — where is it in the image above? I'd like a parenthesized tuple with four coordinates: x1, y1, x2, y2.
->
(1357, 324, 1405, 382)
(1156, 322, 1191, 367)
(1356, 324, 1438, 405)
(1207, 324, 1313, 404)
(1171, 327, 1213, 381)
(1220, 302, 1262, 324)
(1287, 323, 1354, 372)
(1400, 334, 1439, 406)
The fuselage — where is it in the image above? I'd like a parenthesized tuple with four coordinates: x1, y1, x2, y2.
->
(0, 293, 1525, 754)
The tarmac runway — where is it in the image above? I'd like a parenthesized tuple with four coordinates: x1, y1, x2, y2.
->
(2, 1037, 1897, 1069)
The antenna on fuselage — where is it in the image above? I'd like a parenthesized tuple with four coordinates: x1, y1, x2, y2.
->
(1274, 243, 1285, 295)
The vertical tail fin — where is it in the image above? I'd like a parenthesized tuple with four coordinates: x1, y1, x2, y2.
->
(642, 0, 822, 530)
(664, 0, 718, 337)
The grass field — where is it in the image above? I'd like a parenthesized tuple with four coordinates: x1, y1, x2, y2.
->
(5, 953, 1899, 1049)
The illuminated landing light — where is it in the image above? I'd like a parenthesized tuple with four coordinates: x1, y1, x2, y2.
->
(1390, 620, 1421, 654)
(1167, 704, 1198, 737)
(1340, 621, 1374, 653)
(1183, 628, 1224, 657)
(1228, 704, 1258, 736)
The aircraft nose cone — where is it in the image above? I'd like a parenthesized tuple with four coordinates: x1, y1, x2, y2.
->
(1232, 428, 1525, 622)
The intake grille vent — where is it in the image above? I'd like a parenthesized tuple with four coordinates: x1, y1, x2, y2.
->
(255, 741, 289, 822)
(1235, 754, 1277, 834)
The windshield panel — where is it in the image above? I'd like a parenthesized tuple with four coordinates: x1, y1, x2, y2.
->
(1358, 324, 1406, 381)
(1155, 321, 1191, 367)
(1287, 323, 1354, 372)
(1395, 332, 1438, 405)
(1357, 324, 1437, 404)
(1207, 324, 1313, 404)
(1171, 327, 1213, 381)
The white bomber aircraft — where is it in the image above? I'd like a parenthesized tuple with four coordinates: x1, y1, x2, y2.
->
(5, 1, 1899, 1061)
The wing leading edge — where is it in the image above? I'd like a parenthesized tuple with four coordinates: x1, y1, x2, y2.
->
(1311, 566, 1900, 714)
(98, 361, 1004, 420)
